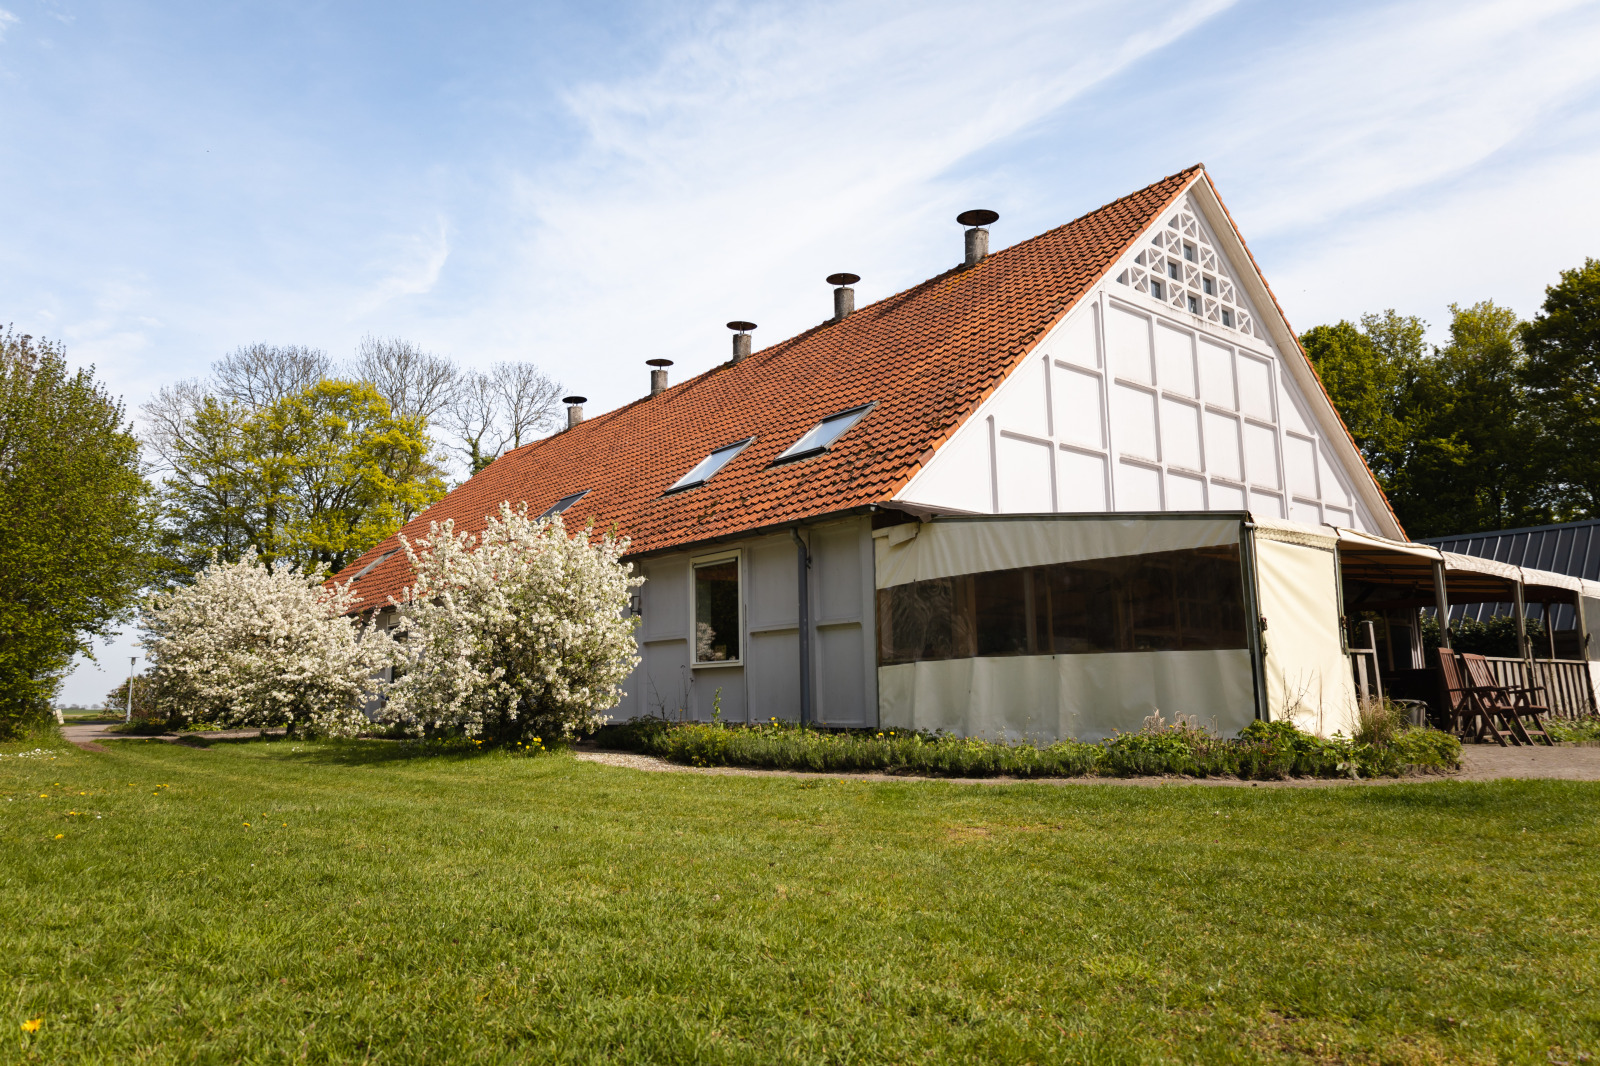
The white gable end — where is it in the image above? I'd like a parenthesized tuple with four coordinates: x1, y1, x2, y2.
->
(897, 187, 1395, 537)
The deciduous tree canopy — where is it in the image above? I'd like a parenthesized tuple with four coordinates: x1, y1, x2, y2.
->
(0, 328, 155, 734)
(1302, 267, 1600, 540)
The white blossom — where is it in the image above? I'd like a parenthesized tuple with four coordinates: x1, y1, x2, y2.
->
(140, 548, 390, 737)
(383, 502, 642, 742)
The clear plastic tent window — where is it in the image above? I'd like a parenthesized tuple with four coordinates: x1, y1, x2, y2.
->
(777, 405, 872, 462)
(667, 438, 753, 493)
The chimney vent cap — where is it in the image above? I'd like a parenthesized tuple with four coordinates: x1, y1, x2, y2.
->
(956, 209, 999, 228)
(562, 395, 588, 405)
(826, 272, 860, 287)
(646, 358, 674, 367)
(726, 320, 757, 333)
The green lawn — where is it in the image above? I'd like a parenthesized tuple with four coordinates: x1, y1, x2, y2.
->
(3, 735, 1598, 1064)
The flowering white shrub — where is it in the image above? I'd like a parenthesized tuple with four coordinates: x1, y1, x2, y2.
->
(141, 548, 391, 736)
(384, 502, 642, 743)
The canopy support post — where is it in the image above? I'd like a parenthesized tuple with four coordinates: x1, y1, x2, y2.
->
(1432, 561, 1452, 651)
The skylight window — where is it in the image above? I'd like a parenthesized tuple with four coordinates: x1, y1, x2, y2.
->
(667, 438, 753, 493)
(349, 548, 399, 583)
(775, 404, 874, 463)
(539, 490, 589, 519)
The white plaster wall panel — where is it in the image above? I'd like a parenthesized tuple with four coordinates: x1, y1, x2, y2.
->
(1052, 363, 1105, 450)
(691, 667, 746, 722)
(1106, 305, 1154, 384)
(640, 639, 690, 717)
(1159, 397, 1202, 471)
(1210, 481, 1246, 509)
(814, 521, 864, 624)
(1057, 448, 1109, 511)
(747, 631, 800, 721)
(997, 434, 1055, 512)
(1112, 384, 1159, 460)
(1115, 460, 1163, 510)
(1278, 376, 1314, 436)
(897, 417, 992, 513)
(1243, 422, 1281, 489)
(817, 624, 867, 725)
(1237, 353, 1275, 422)
(1203, 411, 1243, 481)
(1325, 505, 1354, 527)
(1250, 489, 1284, 518)
(640, 556, 688, 641)
(989, 355, 1052, 439)
(1318, 448, 1352, 507)
(746, 536, 797, 630)
(1165, 471, 1206, 510)
(1284, 435, 1318, 498)
(1051, 300, 1101, 368)
(1198, 338, 1236, 409)
(1290, 499, 1323, 525)
(1153, 323, 1197, 396)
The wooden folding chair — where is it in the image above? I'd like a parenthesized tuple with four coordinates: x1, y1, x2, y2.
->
(1461, 653, 1554, 747)
(1437, 649, 1507, 745)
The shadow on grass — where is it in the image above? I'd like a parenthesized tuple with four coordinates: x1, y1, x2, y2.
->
(250, 737, 523, 768)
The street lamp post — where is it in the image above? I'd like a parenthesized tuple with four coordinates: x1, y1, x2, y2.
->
(126, 656, 137, 724)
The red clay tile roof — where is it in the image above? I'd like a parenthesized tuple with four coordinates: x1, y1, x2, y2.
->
(333, 165, 1204, 609)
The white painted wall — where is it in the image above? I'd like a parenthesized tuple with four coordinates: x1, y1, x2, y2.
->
(614, 516, 877, 726)
(897, 189, 1385, 535)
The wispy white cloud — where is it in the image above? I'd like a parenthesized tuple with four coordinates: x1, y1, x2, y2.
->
(1208, 0, 1600, 236)
(0, 8, 18, 41)
(350, 215, 452, 317)
(472, 0, 1237, 409)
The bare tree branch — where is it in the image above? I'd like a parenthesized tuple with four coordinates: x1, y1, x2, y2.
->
(352, 335, 461, 425)
(492, 361, 563, 450)
(212, 344, 332, 409)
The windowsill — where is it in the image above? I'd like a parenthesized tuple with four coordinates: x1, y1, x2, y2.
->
(691, 659, 744, 669)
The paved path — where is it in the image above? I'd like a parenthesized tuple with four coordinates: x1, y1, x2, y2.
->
(61, 723, 282, 752)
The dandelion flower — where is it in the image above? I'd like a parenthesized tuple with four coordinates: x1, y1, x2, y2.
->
(243, 822, 251, 827)
(21, 1017, 41, 1032)
(54, 834, 63, 839)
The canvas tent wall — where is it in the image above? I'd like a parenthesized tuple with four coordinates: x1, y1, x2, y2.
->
(1251, 520, 1357, 736)
(873, 512, 1353, 742)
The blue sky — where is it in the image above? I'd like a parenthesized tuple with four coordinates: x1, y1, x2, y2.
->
(5, 0, 1598, 704)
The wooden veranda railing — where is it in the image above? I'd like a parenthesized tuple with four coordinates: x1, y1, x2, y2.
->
(1478, 657, 1596, 719)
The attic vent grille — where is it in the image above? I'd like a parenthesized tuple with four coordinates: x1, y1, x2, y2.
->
(1115, 202, 1255, 338)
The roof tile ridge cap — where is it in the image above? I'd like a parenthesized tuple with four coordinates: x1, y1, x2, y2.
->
(874, 168, 1203, 503)
(1024, 164, 1205, 243)
(1199, 169, 1406, 539)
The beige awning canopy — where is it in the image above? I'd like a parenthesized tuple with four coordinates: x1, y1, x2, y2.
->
(1331, 528, 1589, 610)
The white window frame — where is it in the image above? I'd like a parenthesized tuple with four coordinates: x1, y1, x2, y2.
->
(689, 549, 744, 668)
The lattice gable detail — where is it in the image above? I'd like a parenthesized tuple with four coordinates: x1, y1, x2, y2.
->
(1114, 194, 1257, 339)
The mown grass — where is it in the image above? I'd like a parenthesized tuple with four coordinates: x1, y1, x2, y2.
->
(3, 734, 1598, 1064)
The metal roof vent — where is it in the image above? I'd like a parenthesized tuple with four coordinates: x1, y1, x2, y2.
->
(727, 320, 757, 363)
(647, 358, 673, 397)
(562, 395, 587, 429)
(827, 273, 859, 323)
(957, 209, 998, 267)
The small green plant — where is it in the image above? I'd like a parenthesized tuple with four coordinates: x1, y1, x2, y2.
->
(1546, 716, 1600, 743)
(594, 712, 1461, 780)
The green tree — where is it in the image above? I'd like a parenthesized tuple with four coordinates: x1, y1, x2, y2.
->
(159, 380, 446, 576)
(0, 328, 155, 735)
(1302, 305, 1553, 539)
(1300, 313, 1421, 491)
(1521, 258, 1600, 518)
